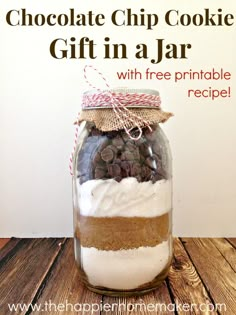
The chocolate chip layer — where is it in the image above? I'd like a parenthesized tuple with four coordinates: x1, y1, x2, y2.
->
(77, 125, 169, 184)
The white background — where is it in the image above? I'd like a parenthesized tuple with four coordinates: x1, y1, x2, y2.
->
(0, 0, 235, 237)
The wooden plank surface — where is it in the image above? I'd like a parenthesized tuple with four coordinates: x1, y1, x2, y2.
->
(168, 238, 218, 315)
(210, 238, 236, 272)
(33, 239, 102, 315)
(0, 238, 10, 249)
(182, 238, 236, 315)
(0, 238, 66, 315)
(0, 238, 21, 262)
(35, 238, 174, 315)
(227, 238, 236, 249)
(0, 238, 235, 315)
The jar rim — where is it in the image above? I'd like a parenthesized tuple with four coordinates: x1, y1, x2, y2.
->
(82, 88, 161, 110)
(83, 87, 160, 96)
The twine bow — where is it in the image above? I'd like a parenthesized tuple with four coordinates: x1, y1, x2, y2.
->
(83, 65, 155, 141)
(69, 65, 161, 176)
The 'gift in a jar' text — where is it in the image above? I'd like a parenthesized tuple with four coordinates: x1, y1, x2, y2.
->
(5, 8, 234, 63)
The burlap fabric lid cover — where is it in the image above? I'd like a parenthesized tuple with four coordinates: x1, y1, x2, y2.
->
(78, 88, 173, 132)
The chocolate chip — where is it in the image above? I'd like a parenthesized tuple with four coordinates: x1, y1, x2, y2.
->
(114, 176, 122, 182)
(133, 148, 140, 160)
(108, 164, 121, 177)
(113, 158, 121, 164)
(126, 142, 136, 152)
(106, 144, 118, 154)
(130, 162, 141, 176)
(77, 125, 167, 184)
(112, 136, 124, 149)
(141, 165, 152, 180)
(139, 154, 146, 164)
(94, 167, 107, 179)
(121, 151, 134, 161)
(121, 161, 131, 176)
(101, 147, 114, 162)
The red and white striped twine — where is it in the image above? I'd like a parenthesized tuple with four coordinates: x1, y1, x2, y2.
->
(69, 65, 161, 176)
(69, 112, 80, 176)
(82, 92, 161, 108)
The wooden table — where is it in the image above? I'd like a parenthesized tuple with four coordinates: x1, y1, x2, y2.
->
(0, 238, 235, 314)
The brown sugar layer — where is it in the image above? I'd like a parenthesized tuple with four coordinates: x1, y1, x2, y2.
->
(76, 213, 170, 251)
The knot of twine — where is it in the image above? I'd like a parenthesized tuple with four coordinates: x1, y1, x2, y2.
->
(69, 65, 161, 176)
(83, 65, 161, 139)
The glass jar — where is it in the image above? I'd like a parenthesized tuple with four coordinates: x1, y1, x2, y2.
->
(73, 89, 173, 296)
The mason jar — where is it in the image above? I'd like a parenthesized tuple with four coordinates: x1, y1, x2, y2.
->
(72, 88, 173, 296)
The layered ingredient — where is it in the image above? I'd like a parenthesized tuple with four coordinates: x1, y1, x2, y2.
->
(81, 240, 171, 290)
(75, 126, 172, 291)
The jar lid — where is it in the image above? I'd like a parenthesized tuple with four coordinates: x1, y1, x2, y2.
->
(82, 88, 161, 110)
